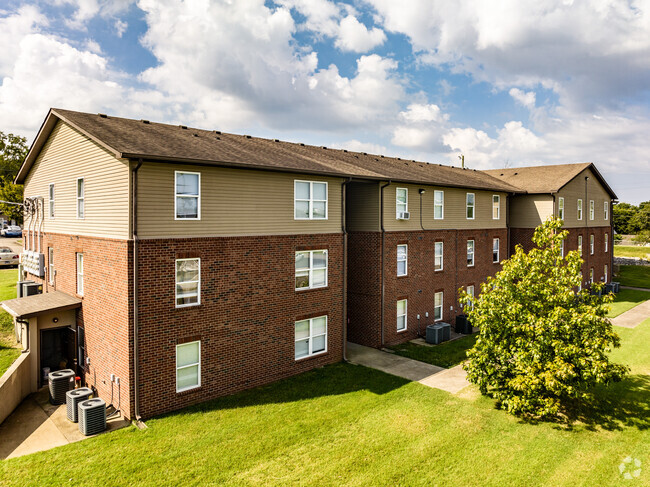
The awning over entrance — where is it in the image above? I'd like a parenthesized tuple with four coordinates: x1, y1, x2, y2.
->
(1, 291, 82, 318)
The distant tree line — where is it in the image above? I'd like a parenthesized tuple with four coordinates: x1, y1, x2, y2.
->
(613, 201, 650, 244)
(0, 131, 27, 225)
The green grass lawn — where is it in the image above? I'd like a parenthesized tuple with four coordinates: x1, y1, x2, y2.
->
(390, 335, 478, 368)
(616, 265, 650, 289)
(0, 267, 20, 377)
(608, 288, 650, 318)
(2, 320, 649, 486)
(614, 245, 650, 260)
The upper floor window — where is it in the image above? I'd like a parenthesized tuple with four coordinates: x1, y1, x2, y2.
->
(434, 292, 443, 321)
(434, 241, 443, 271)
(397, 299, 407, 332)
(397, 245, 407, 276)
(604, 201, 609, 220)
(48, 247, 54, 285)
(467, 240, 475, 267)
(466, 193, 475, 219)
(175, 171, 200, 220)
(76, 178, 84, 219)
(295, 180, 327, 220)
(396, 188, 408, 218)
(560, 238, 565, 258)
(295, 315, 327, 359)
(590, 234, 595, 255)
(605, 233, 608, 253)
(295, 250, 328, 290)
(176, 341, 201, 392)
(589, 200, 595, 220)
(493, 238, 500, 263)
(76, 252, 84, 295)
(577, 199, 583, 220)
(434, 190, 444, 219)
(578, 235, 583, 256)
(176, 258, 200, 307)
(558, 197, 564, 220)
(492, 195, 500, 219)
(49, 183, 55, 219)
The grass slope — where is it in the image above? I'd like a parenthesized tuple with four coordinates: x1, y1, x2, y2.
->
(0, 268, 20, 377)
(390, 335, 478, 368)
(617, 265, 650, 289)
(608, 289, 650, 318)
(2, 321, 648, 486)
(614, 245, 650, 260)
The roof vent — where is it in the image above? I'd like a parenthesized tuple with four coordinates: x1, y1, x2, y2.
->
(343, 149, 348, 153)
(321, 146, 327, 149)
(362, 152, 367, 155)
(141, 119, 150, 124)
(300, 143, 305, 146)
(214, 130, 221, 134)
(381, 155, 384, 158)
(215, 136, 220, 140)
(500, 173, 504, 176)
(98, 113, 107, 118)
(514, 172, 518, 175)
(397, 157, 401, 160)
(179, 125, 187, 129)
(274, 139, 280, 142)
(193, 133, 199, 137)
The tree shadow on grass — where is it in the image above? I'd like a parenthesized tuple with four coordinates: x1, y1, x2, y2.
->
(158, 362, 410, 420)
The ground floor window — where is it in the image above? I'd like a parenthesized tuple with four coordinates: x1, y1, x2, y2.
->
(604, 264, 608, 283)
(466, 285, 475, 310)
(176, 340, 200, 392)
(397, 299, 407, 332)
(434, 292, 443, 321)
(295, 316, 327, 360)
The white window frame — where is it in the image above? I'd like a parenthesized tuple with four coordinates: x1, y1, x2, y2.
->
(604, 201, 609, 221)
(176, 340, 201, 393)
(492, 195, 500, 220)
(589, 200, 595, 220)
(466, 193, 475, 220)
(605, 233, 608, 253)
(558, 197, 564, 220)
(590, 234, 594, 255)
(396, 299, 407, 332)
(434, 190, 444, 219)
(397, 244, 407, 277)
(396, 187, 408, 218)
(294, 180, 328, 220)
(76, 252, 84, 296)
(560, 238, 565, 258)
(466, 285, 475, 310)
(76, 178, 84, 219)
(590, 268, 594, 284)
(434, 241, 443, 271)
(295, 315, 328, 360)
(604, 264, 608, 283)
(175, 258, 201, 308)
(434, 291, 443, 321)
(295, 250, 328, 290)
(493, 238, 500, 263)
(467, 240, 475, 267)
(578, 235, 583, 257)
(175, 171, 201, 220)
(49, 183, 55, 219)
(48, 247, 55, 285)
(577, 199, 583, 220)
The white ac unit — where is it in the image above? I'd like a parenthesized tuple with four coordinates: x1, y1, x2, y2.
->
(397, 211, 410, 220)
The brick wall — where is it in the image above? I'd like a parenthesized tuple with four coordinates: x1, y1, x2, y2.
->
(347, 228, 507, 348)
(135, 233, 344, 419)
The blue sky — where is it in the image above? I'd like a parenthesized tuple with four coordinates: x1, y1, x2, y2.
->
(1, 0, 649, 203)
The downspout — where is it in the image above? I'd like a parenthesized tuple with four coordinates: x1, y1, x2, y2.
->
(17, 318, 29, 352)
(380, 181, 391, 347)
(132, 159, 143, 421)
(506, 193, 512, 258)
(610, 198, 615, 282)
(341, 178, 351, 361)
(585, 176, 589, 282)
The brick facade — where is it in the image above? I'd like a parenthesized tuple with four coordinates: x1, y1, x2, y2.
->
(347, 228, 508, 348)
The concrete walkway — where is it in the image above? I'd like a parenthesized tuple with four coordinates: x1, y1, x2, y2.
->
(621, 285, 650, 292)
(611, 299, 650, 329)
(0, 388, 130, 459)
(347, 342, 470, 394)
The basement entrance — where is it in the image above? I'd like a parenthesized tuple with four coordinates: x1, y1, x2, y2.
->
(39, 327, 76, 387)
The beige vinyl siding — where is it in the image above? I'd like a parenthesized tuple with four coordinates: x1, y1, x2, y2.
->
(382, 183, 507, 231)
(556, 168, 611, 228)
(23, 121, 130, 238)
(137, 163, 343, 237)
(346, 181, 380, 231)
(509, 194, 554, 228)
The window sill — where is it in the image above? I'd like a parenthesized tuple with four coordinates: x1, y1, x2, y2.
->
(397, 274, 408, 278)
(397, 328, 408, 333)
(176, 303, 202, 310)
(296, 286, 329, 293)
(435, 269, 443, 272)
(295, 350, 328, 362)
(176, 385, 201, 395)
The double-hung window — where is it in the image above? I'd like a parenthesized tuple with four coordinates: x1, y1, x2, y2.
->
(558, 197, 564, 220)
(604, 264, 608, 283)
(466, 193, 475, 219)
(76, 253, 84, 295)
(467, 240, 475, 267)
(434, 292, 443, 321)
(176, 258, 200, 307)
(76, 178, 84, 219)
(434, 190, 444, 219)
(589, 268, 594, 284)
(295, 250, 327, 290)
(466, 285, 475, 310)
(294, 181, 327, 219)
(396, 188, 408, 218)
(176, 341, 200, 392)
(397, 245, 407, 276)
(175, 171, 200, 219)
(48, 248, 54, 285)
(577, 199, 583, 220)
(493, 238, 500, 263)
(49, 183, 55, 219)
(590, 234, 594, 255)
(560, 238, 565, 258)
(605, 233, 608, 252)
(589, 200, 595, 220)
(434, 242, 443, 271)
(396, 299, 407, 332)
(578, 235, 583, 256)
(604, 201, 609, 220)
(492, 195, 500, 219)
(295, 315, 327, 359)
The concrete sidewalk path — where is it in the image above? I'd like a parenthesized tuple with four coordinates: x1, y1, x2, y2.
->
(611, 299, 650, 329)
(620, 286, 650, 292)
(347, 342, 470, 394)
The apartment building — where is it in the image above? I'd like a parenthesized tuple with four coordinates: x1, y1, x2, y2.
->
(1, 109, 615, 420)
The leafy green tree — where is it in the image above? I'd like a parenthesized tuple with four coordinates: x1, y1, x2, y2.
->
(632, 230, 650, 245)
(460, 218, 627, 418)
(612, 202, 638, 235)
(0, 131, 28, 224)
(629, 203, 650, 234)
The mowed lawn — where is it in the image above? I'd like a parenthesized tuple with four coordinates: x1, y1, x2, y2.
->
(608, 288, 650, 318)
(614, 245, 650, 260)
(1, 321, 649, 486)
(617, 265, 650, 289)
(0, 267, 20, 377)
